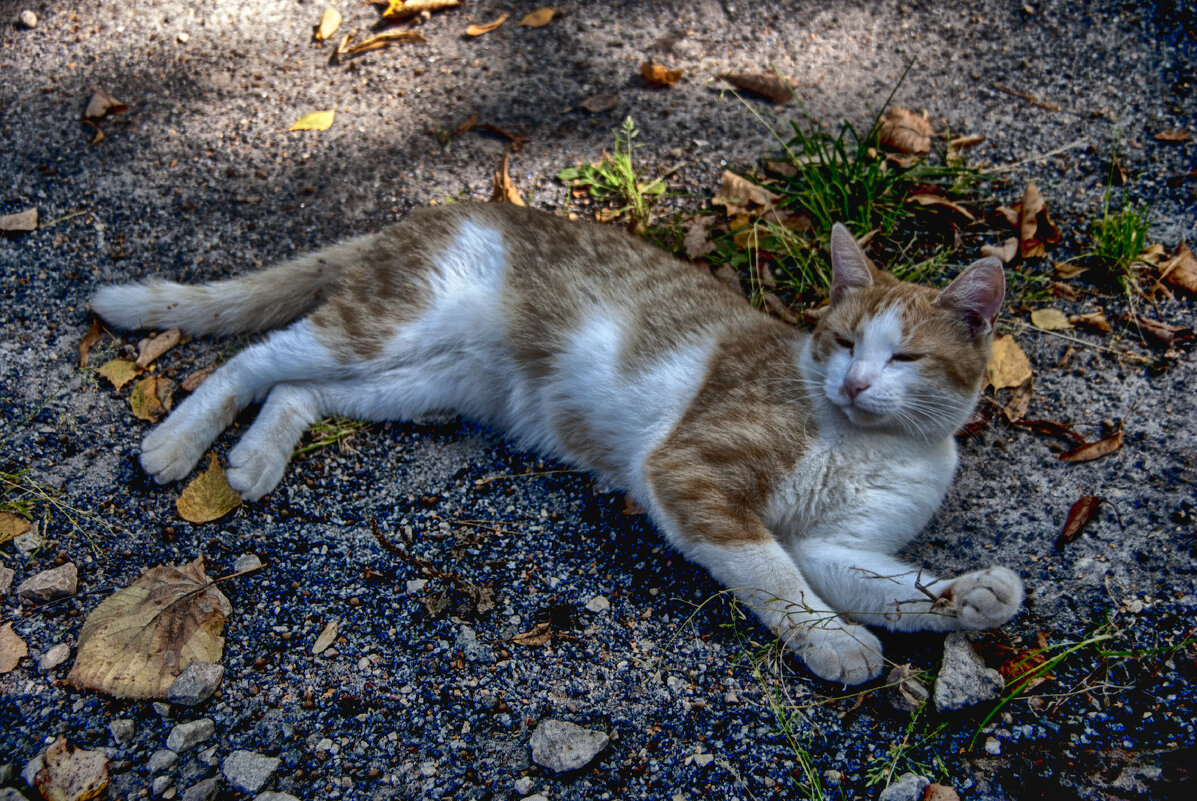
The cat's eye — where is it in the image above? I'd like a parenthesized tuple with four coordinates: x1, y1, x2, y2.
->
(834, 335, 854, 351)
(891, 352, 923, 363)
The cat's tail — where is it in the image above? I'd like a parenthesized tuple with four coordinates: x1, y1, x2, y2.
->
(91, 233, 376, 335)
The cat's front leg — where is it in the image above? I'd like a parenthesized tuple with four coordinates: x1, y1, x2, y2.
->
(685, 539, 884, 685)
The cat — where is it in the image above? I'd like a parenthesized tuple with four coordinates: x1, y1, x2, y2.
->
(91, 202, 1023, 685)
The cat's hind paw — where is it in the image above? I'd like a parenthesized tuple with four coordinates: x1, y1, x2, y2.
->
(139, 418, 208, 485)
(947, 566, 1023, 630)
(794, 623, 884, 685)
(226, 440, 289, 502)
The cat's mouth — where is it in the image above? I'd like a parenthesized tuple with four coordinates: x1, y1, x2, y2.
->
(838, 399, 884, 426)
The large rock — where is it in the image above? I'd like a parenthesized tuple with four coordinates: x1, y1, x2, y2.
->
(166, 719, 215, 752)
(878, 772, 931, 801)
(167, 660, 224, 706)
(16, 563, 77, 603)
(529, 719, 609, 773)
(222, 750, 280, 794)
(933, 633, 1005, 712)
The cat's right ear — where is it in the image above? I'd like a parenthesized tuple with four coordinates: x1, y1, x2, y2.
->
(936, 257, 1006, 338)
(830, 223, 873, 303)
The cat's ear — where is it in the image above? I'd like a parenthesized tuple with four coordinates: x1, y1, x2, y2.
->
(829, 223, 873, 302)
(936, 257, 1006, 338)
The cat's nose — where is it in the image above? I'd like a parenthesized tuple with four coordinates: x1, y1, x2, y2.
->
(843, 375, 871, 400)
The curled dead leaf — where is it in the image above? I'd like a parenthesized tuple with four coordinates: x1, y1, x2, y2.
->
(1059, 430, 1123, 463)
(180, 366, 215, 392)
(1069, 311, 1111, 333)
(0, 622, 27, 673)
(83, 88, 127, 121)
(1153, 129, 1192, 143)
(1030, 308, 1072, 330)
(518, 7, 556, 27)
(98, 357, 140, 390)
(466, 12, 510, 36)
(879, 107, 932, 155)
(313, 618, 339, 654)
(129, 376, 173, 422)
(34, 737, 109, 801)
(0, 512, 32, 544)
(1054, 260, 1088, 279)
(343, 29, 426, 56)
(1159, 242, 1197, 294)
(0, 208, 37, 233)
(712, 170, 781, 217)
(640, 62, 683, 87)
(906, 193, 975, 221)
(511, 621, 553, 646)
(717, 72, 794, 104)
(980, 237, 1019, 264)
(177, 454, 242, 523)
(1129, 313, 1194, 348)
(382, 0, 461, 18)
(1001, 378, 1034, 422)
(1057, 495, 1101, 550)
(985, 335, 1032, 391)
(489, 148, 525, 206)
(66, 557, 231, 699)
(315, 8, 341, 41)
(948, 134, 985, 152)
(579, 93, 619, 113)
(135, 328, 182, 369)
(78, 317, 102, 369)
(1016, 182, 1061, 258)
(290, 110, 335, 131)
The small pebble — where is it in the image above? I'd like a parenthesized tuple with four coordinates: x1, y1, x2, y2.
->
(585, 595, 610, 612)
(166, 719, 215, 752)
(167, 660, 224, 706)
(147, 748, 178, 774)
(180, 777, 218, 801)
(109, 719, 136, 744)
(984, 736, 1001, 755)
(513, 777, 534, 795)
(0, 565, 14, 595)
(152, 776, 172, 797)
(233, 553, 262, 573)
(17, 10, 37, 29)
(16, 563, 78, 603)
(222, 750, 280, 794)
(37, 643, 70, 672)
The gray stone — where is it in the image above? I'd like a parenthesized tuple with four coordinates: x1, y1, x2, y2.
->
(37, 642, 70, 672)
(0, 788, 31, 801)
(254, 794, 300, 801)
(166, 719, 215, 752)
(233, 553, 262, 573)
(180, 777, 219, 801)
(513, 776, 534, 795)
(933, 634, 1005, 712)
(16, 563, 77, 602)
(585, 595, 610, 612)
(878, 772, 931, 801)
(12, 531, 45, 558)
(529, 719, 609, 773)
(152, 775, 173, 796)
(17, 10, 38, 29)
(153, 701, 172, 717)
(521, 796, 549, 801)
(222, 750, 280, 794)
(0, 565, 14, 595)
(148, 748, 179, 774)
(455, 625, 494, 664)
(167, 661, 224, 706)
(20, 753, 43, 787)
(887, 664, 929, 712)
(108, 718, 136, 744)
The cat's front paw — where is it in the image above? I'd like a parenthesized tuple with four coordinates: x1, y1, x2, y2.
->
(226, 440, 289, 501)
(946, 566, 1023, 630)
(794, 623, 884, 685)
(139, 416, 208, 484)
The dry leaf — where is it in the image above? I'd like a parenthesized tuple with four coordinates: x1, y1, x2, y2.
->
(1059, 431, 1123, 463)
(717, 72, 794, 104)
(1057, 495, 1101, 550)
(135, 328, 182, 369)
(489, 148, 525, 206)
(177, 454, 242, 523)
(712, 170, 780, 216)
(684, 221, 716, 260)
(98, 358, 140, 390)
(343, 29, 426, 55)
(448, 111, 479, 139)
(1016, 182, 1061, 258)
(1069, 311, 1111, 333)
(313, 618, 339, 654)
(129, 376, 172, 422)
(381, 0, 460, 18)
(1130, 314, 1194, 347)
(640, 62, 683, 87)
(511, 621, 553, 646)
(78, 317, 102, 368)
(315, 8, 341, 41)
(518, 7, 556, 27)
(923, 784, 961, 801)
(0, 512, 32, 545)
(879, 107, 932, 155)
(1001, 378, 1033, 422)
(83, 88, 127, 121)
(0, 622, 27, 673)
(981, 237, 1020, 264)
(1030, 308, 1073, 330)
(579, 93, 619, 113)
(66, 557, 231, 699)
(466, 12, 510, 36)
(1055, 260, 1088, 279)
(180, 366, 216, 392)
(906, 193, 975, 221)
(0, 208, 37, 233)
(34, 737, 109, 801)
(1159, 242, 1197, 294)
(290, 110, 335, 131)
(1014, 418, 1086, 447)
(986, 335, 1032, 390)
(1153, 129, 1192, 143)
(948, 134, 985, 151)
(477, 123, 530, 150)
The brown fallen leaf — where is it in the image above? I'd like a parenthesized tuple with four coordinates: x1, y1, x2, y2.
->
(712, 170, 781, 216)
(1014, 418, 1086, 447)
(177, 454, 242, 523)
(981, 237, 1020, 264)
(1030, 308, 1072, 330)
(579, 93, 619, 113)
(0, 208, 38, 233)
(290, 110, 335, 131)
(1129, 313, 1194, 347)
(381, 0, 461, 18)
(78, 317, 102, 368)
(1016, 182, 1061, 258)
(1154, 129, 1192, 143)
(312, 618, 339, 655)
(1158, 242, 1197, 294)
(129, 376, 173, 422)
(1057, 495, 1102, 550)
(135, 328, 182, 369)
(489, 148, 525, 206)
(34, 737, 109, 801)
(0, 622, 27, 673)
(717, 72, 794, 104)
(906, 193, 975, 221)
(447, 112, 479, 140)
(315, 7, 341, 41)
(683, 220, 716, 260)
(180, 366, 216, 392)
(924, 785, 961, 801)
(476, 123, 530, 150)
(98, 357, 140, 390)
(466, 11, 510, 36)
(1001, 377, 1033, 422)
(1069, 311, 1111, 333)
(83, 88, 127, 121)
(1059, 430, 1123, 463)
(517, 7, 556, 27)
(66, 557, 231, 699)
(948, 134, 985, 152)
(0, 512, 32, 544)
(343, 30, 426, 56)
(511, 621, 553, 646)
(985, 335, 1032, 390)
(1054, 260, 1088, 279)
(879, 107, 932, 155)
(640, 62, 683, 87)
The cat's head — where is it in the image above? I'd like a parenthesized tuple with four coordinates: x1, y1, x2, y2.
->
(804, 223, 1005, 439)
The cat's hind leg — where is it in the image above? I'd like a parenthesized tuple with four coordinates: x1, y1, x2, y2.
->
(795, 541, 1023, 633)
(225, 383, 323, 500)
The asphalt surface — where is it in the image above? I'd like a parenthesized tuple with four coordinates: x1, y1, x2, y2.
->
(1, 1, 1195, 799)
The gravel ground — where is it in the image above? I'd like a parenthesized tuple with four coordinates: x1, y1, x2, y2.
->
(2, 1, 1195, 799)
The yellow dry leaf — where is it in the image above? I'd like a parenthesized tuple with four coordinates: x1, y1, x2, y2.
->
(382, 0, 460, 18)
(342, 29, 426, 55)
(466, 11, 510, 36)
(981, 237, 1020, 264)
(98, 358, 140, 390)
(289, 110, 335, 131)
(129, 376, 172, 422)
(83, 88, 127, 121)
(0, 208, 37, 232)
(1030, 308, 1073, 330)
(0, 512, 32, 545)
(0, 622, 27, 673)
(880, 107, 933, 155)
(313, 618, 339, 654)
(66, 557, 231, 699)
(640, 62, 683, 87)
(315, 8, 341, 41)
(518, 7, 556, 27)
(177, 454, 242, 524)
(717, 72, 794, 104)
(135, 328, 182, 369)
(33, 737, 109, 801)
(489, 148, 525, 206)
(1069, 311, 1111, 333)
(1054, 260, 1088, 279)
(986, 335, 1032, 390)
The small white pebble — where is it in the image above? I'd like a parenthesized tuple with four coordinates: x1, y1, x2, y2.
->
(18, 10, 37, 28)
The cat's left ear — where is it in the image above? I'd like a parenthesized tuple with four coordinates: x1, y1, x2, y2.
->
(829, 223, 874, 302)
(935, 257, 1005, 338)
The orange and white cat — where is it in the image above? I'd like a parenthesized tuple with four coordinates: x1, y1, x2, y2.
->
(92, 203, 1023, 684)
